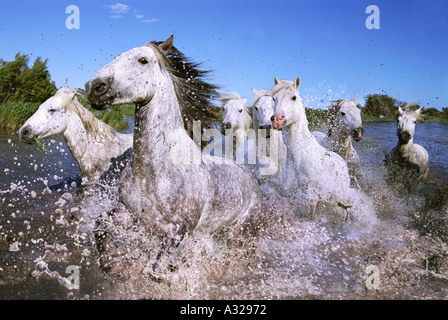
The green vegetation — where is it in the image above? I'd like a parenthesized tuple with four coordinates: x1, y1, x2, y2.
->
(0, 53, 134, 133)
(420, 107, 448, 123)
(361, 93, 448, 123)
(75, 94, 134, 131)
(308, 93, 448, 125)
(0, 53, 56, 104)
(306, 107, 330, 131)
(0, 101, 39, 132)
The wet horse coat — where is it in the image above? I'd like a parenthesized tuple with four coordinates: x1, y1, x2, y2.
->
(85, 36, 261, 241)
(312, 95, 364, 187)
(271, 77, 378, 231)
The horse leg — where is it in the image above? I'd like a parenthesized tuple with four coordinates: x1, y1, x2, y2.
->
(93, 203, 132, 272)
(94, 215, 112, 272)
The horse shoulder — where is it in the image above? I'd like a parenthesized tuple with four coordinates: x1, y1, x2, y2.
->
(414, 144, 429, 162)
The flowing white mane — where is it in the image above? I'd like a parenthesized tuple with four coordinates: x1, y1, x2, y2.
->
(252, 89, 271, 106)
(58, 87, 117, 142)
(398, 103, 425, 123)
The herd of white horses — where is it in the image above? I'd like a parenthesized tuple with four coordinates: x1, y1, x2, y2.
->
(18, 36, 430, 247)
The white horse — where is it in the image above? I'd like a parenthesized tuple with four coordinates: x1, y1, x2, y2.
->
(85, 36, 261, 244)
(219, 91, 251, 149)
(19, 87, 133, 186)
(311, 95, 364, 187)
(386, 103, 429, 182)
(271, 77, 378, 230)
(204, 91, 251, 158)
(250, 89, 287, 183)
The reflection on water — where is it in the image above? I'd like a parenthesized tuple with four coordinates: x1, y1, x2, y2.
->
(0, 120, 447, 299)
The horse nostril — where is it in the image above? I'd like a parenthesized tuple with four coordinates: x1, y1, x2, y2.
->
(94, 81, 108, 95)
(270, 115, 275, 121)
(20, 126, 31, 138)
(91, 76, 113, 96)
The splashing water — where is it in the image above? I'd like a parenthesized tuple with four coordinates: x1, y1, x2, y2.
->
(1, 121, 448, 300)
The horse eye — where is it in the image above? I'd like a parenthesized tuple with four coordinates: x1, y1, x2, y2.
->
(341, 112, 346, 116)
(49, 109, 57, 113)
(239, 109, 243, 113)
(254, 106, 258, 110)
(138, 57, 149, 65)
(292, 96, 297, 101)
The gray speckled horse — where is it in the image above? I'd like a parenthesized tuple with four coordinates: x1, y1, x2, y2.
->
(312, 95, 364, 187)
(85, 36, 261, 243)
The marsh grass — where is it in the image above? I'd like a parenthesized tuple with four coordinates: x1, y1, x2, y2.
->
(0, 101, 39, 132)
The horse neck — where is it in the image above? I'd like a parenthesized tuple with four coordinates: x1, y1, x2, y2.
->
(62, 111, 91, 164)
(283, 114, 316, 159)
(133, 78, 189, 164)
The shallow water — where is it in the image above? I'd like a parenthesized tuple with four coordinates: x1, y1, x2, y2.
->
(0, 120, 447, 300)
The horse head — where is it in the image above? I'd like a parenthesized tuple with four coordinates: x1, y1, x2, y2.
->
(19, 87, 77, 144)
(252, 89, 274, 137)
(271, 76, 302, 130)
(397, 103, 424, 144)
(330, 94, 364, 142)
(218, 92, 250, 135)
(85, 35, 174, 110)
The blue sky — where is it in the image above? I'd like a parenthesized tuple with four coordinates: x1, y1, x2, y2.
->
(0, 0, 447, 110)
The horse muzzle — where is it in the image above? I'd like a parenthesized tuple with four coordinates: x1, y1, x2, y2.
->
(398, 131, 411, 144)
(352, 127, 364, 142)
(85, 76, 115, 110)
(221, 122, 232, 134)
(271, 114, 285, 130)
(19, 125, 36, 144)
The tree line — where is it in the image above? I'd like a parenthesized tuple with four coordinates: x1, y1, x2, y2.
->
(362, 93, 447, 121)
(0, 53, 56, 104)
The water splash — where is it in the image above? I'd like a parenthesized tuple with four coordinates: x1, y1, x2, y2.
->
(1, 124, 448, 299)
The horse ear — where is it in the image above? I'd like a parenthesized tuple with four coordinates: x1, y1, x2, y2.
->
(398, 106, 404, 115)
(353, 93, 359, 105)
(274, 77, 279, 85)
(294, 76, 301, 90)
(159, 35, 174, 55)
(416, 107, 422, 114)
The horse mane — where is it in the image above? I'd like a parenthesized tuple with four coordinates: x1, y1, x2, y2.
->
(272, 80, 306, 110)
(399, 103, 425, 123)
(218, 91, 242, 102)
(148, 40, 219, 140)
(272, 79, 294, 96)
(252, 89, 271, 106)
(58, 87, 117, 142)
